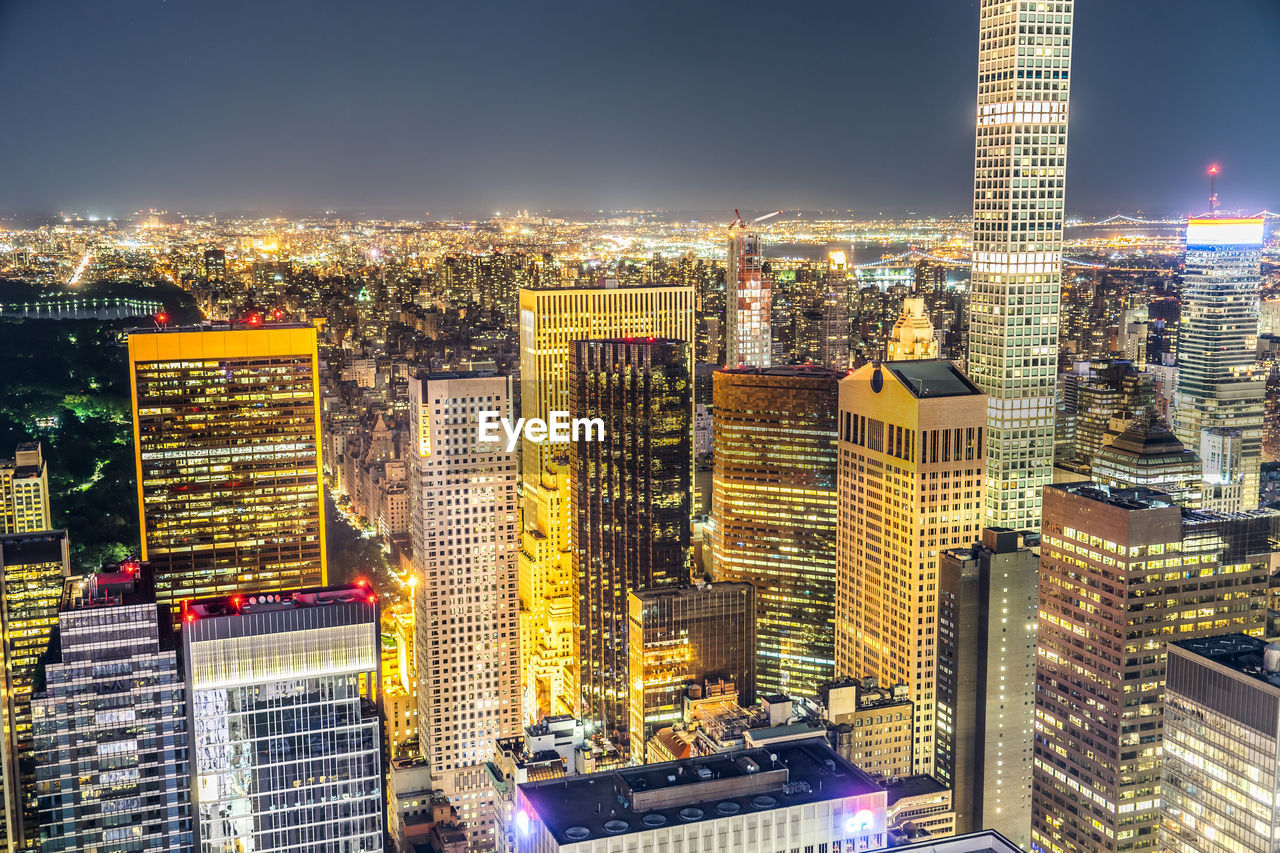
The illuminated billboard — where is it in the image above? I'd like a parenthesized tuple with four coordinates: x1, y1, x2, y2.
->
(1186, 218, 1265, 247)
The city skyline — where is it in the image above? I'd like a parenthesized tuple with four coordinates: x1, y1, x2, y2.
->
(1, 1, 1279, 218)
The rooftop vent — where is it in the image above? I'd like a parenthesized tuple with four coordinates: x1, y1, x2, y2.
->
(565, 826, 590, 841)
(678, 807, 704, 822)
(603, 820, 628, 835)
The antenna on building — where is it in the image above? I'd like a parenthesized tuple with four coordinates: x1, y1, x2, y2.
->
(1208, 163, 1221, 214)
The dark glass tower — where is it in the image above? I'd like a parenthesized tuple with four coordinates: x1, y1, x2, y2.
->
(710, 365, 839, 700)
(571, 338, 692, 746)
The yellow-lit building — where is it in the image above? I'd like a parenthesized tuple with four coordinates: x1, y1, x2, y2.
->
(0, 442, 51, 535)
(128, 324, 326, 614)
(709, 365, 840, 700)
(517, 283, 694, 721)
(0, 530, 70, 849)
(835, 360, 986, 777)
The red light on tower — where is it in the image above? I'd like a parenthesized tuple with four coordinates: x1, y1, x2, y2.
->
(156, 310, 169, 325)
(1208, 163, 1220, 176)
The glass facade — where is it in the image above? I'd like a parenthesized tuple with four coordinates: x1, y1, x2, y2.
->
(517, 284, 695, 725)
(183, 589, 383, 852)
(969, 0, 1074, 531)
(33, 572, 192, 852)
(1173, 219, 1267, 511)
(129, 326, 326, 614)
(571, 339, 692, 745)
(1161, 636, 1280, 853)
(710, 365, 839, 700)
(0, 530, 70, 849)
(726, 232, 771, 368)
(626, 582, 755, 761)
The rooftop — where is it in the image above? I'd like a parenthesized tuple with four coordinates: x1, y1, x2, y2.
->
(519, 739, 880, 845)
(0, 530, 68, 566)
(1172, 634, 1280, 692)
(181, 582, 378, 623)
(128, 320, 313, 335)
(715, 364, 843, 381)
(883, 360, 981, 399)
(1047, 482, 1178, 510)
(892, 830, 1022, 852)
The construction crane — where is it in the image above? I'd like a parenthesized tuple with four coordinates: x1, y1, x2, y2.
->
(727, 209, 783, 229)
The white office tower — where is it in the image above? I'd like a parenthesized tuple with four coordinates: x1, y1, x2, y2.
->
(1174, 217, 1266, 511)
(182, 586, 384, 853)
(727, 231, 771, 367)
(409, 371, 520, 851)
(967, 0, 1074, 531)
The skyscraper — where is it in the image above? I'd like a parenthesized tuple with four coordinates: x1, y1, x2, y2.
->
(0, 530, 70, 850)
(517, 283, 694, 721)
(937, 528, 1038, 846)
(626, 581, 755, 762)
(710, 365, 839, 699)
(968, 0, 1074, 530)
(33, 563, 192, 852)
(202, 247, 226, 284)
(1173, 217, 1266, 511)
(1032, 483, 1275, 853)
(1090, 415, 1202, 506)
(727, 231, 771, 367)
(1160, 635, 1280, 853)
(182, 585, 384, 853)
(836, 360, 986, 777)
(571, 338, 692, 747)
(128, 324, 326, 613)
(0, 442, 50, 535)
(408, 372, 520, 849)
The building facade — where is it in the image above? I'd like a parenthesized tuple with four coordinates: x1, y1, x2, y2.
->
(726, 231, 771, 368)
(968, 0, 1074, 530)
(626, 582, 756, 762)
(1160, 635, 1280, 853)
(710, 365, 839, 700)
(408, 372, 520, 850)
(0, 442, 50, 535)
(1091, 416, 1202, 507)
(1032, 484, 1275, 853)
(0, 530, 70, 850)
(819, 677, 915, 782)
(517, 283, 694, 722)
(1173, 218, 1267, 511)
(571, 339, 692, 747)
(128, 324, 327, 612)
(937, 528, 1038, 846)
(836, 360, 987, 777)
(33, 566, 192, 852)
(182, 585, 384, 853)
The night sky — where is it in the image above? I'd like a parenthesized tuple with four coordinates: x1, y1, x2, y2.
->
(2, 0, 1277, 218)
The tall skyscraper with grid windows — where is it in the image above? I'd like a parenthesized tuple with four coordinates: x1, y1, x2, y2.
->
(968, 0, 1073, 531)
(1173, 217, 1267, 512)
(408, 371, 520, 851)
